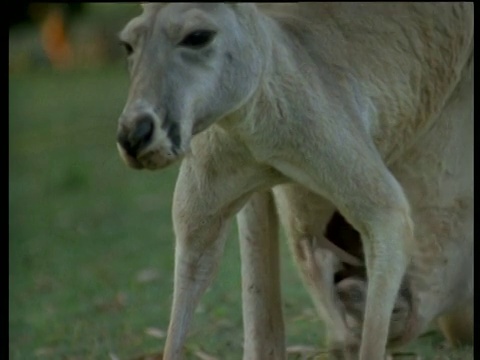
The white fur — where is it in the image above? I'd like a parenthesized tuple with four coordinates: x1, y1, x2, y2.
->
(117, 3, 473, 359)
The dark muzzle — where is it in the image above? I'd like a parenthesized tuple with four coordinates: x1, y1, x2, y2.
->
(117, 114, 154, 158)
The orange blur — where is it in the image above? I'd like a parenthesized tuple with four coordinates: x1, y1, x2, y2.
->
(40, 8, 73, 70)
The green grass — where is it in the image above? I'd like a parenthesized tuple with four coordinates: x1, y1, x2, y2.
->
(9, 66, 472, 360)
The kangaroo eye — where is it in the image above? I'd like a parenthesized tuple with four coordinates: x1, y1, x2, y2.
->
(120, 41, 134, 56)
(179, 30, 216, 48)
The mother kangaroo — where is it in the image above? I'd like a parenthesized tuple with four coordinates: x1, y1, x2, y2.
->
(116, 3, 473, 359)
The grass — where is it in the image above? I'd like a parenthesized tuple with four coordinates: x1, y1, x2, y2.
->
(9, 65, 472, 360)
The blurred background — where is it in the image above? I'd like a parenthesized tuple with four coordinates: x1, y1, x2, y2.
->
(9, 3, 471, 360)
(9, 3, 136, 72)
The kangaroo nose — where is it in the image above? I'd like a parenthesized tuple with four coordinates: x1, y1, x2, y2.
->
(117, 114, 154, 158)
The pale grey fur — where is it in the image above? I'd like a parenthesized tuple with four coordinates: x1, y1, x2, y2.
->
(117, 3, 473, 359)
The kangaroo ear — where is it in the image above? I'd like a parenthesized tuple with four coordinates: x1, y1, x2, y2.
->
(230, 3, 259, 17)
(231, 3, 258, 10)
(140, 3, 166, 14)
(140, 3, 159, 11)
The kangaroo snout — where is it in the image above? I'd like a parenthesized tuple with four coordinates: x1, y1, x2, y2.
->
(117, 114, 154, 158)
(116, 109, 181, 170)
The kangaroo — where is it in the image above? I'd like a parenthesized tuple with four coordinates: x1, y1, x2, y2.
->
(116, 3, 473, 359)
